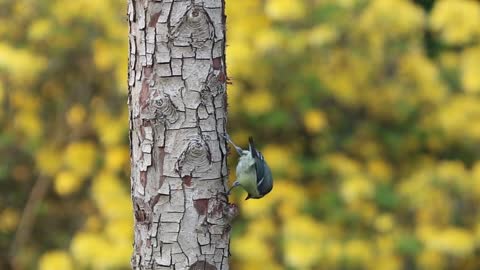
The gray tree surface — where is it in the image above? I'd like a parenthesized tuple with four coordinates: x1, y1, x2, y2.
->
(127, 0, 233, 269)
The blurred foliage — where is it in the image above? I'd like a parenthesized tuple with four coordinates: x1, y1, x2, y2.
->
(1, 0, 480, 269)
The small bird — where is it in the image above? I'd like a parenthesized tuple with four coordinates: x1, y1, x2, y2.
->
(224, 134, 273, 200)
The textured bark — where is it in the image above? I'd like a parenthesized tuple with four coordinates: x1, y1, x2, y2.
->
(127, 0, 233, 269)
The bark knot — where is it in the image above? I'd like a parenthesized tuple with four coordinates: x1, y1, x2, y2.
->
(189, 260, 217, 270)
(176, 135, 212, 177)
(170, 6, 214, 48)
(142, 90, 179, 124)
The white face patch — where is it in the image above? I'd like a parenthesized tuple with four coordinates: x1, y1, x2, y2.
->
(239, 152, 254, 167)
(236, 151, 256, 183)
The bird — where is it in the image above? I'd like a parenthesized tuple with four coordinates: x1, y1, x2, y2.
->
(224, 134, 273, 200)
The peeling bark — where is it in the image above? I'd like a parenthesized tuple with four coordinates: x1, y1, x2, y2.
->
(128, 0, 232, 269)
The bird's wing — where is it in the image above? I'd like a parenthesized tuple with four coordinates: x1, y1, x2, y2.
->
(254, 153, 265, 187)
(257, 160, 273, 195)
(249, 136, 272, 194)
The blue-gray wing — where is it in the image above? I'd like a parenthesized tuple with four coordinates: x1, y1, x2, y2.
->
(249, 137, 273, 196)
(255, 156, 273, 196)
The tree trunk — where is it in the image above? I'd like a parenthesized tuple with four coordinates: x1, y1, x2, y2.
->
(127, 0, 232, 269)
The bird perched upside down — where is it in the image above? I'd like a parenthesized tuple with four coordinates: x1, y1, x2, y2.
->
(224, 135, 273, 200)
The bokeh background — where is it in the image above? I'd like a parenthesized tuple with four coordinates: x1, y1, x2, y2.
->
(2, 0, 480, 269)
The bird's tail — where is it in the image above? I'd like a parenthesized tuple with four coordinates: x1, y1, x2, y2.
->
(248, 136, 258, 159)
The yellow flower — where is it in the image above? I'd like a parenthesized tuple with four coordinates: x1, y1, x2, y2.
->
(239, 262, 281, 270)
(240, 180, 305, 218)
(430, 0, 480, 45)
(94, 39, 115, 71)
(13, 1, 34, 17)
(71, 229, 132, 269)
(93, 110, 128, 146)
(284, 241, 320, 269)
(225, 83, 242, 114)
(324, 241, 343, 267)
(52, 0, 110, 25)
(84, 215, 102, 232)
(287, 31, 308, 54)
(472, 161, 480, 198)
(309, 25, 338, 47)
(247, 217, 277, 240)
(344, 239, 373, 267)
(372, 255, 402, 270)
(64, 141, 97, 177)
(0, 42, 47, 83)
(67, 104, 87, 127)
(439, 51, 460, 70)
(283, 215, 325, 268)
(277, 201, 300, 220)
(276, 181, 306, 218)
(41, 80, 64, 100)
(417, 250, 445, 270)
(367, 159, 392, 182)
(254, 29, 283, 53)
(469, 121, 480, 141)
(242, 90, 274, 116)
(475, 222, 480, 245)
(105, 219, 133, 244)
(398, 52, 447, 104)
(303, 109, 328, 134)
(14, 110, 42, 139)
(239, 192, 275, 217)
(10, 91, 40, 111)
(265, 0, 306, 21)
(335, 0, 358, 8)
(437, 96, 480, 140)
(226, 42, 254, 77)
(359, 0, 425, 37)
(115, 58, 128, 94)
(374, 214, 394, 233)
(92, 171, 132, 220)
(261, 144, 289, 174)
(38, 250, 73, 270)
(439, 229, 475, 257)
(36, 146, 62, 176)
(232, 234, 272, 262)
(284, 215, 327, 241)
(99, 244, 132, 269)
(340, 175, 374, 204)
(327, 153, 362, 177)
(0, 83, 4, 104)
(28, 19, 52, 41)
(105, 146, 129, 172)
(435, 161, 469, 190)
(54, 170, 84, 196)
(375, 235, 396, 255)
(461, 47, 480, 93)
(0, 208, 19, 232)
(419, 226, 475, 257)
(70, 232, 108, 266)
(230, 130, 250, 148)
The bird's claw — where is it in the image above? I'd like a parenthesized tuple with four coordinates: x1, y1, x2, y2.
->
(222, 133, 231, 142)
(216, 192, 229, 203)
(220, 191, 230, 197)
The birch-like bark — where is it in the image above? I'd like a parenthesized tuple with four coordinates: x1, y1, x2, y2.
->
(127, 1, 234, 269)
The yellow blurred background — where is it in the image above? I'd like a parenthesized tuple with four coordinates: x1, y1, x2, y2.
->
(2, 0, 480, 269)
